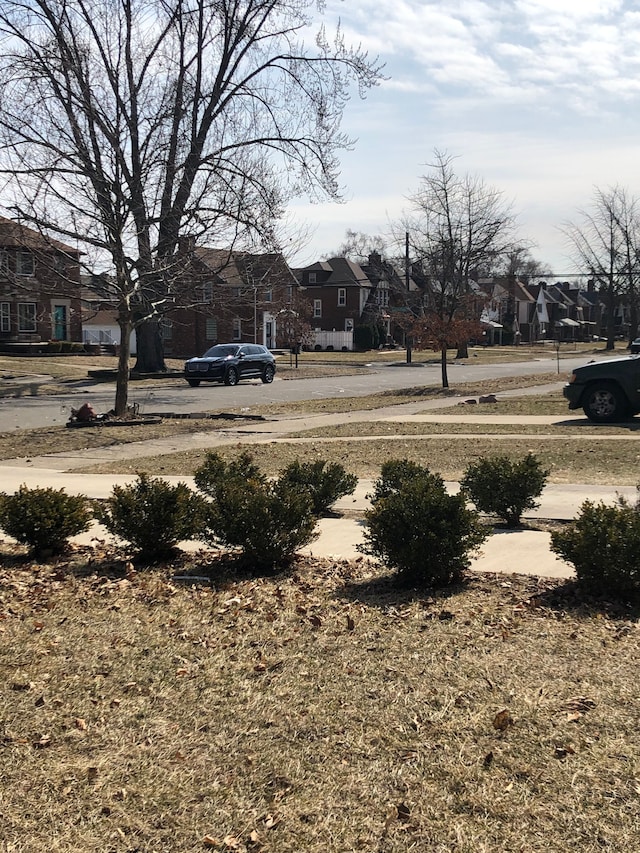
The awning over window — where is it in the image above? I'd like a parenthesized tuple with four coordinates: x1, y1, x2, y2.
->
(556, 318, 580, 327)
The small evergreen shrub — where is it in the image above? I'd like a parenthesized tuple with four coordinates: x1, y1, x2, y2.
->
(460, 453, 549, 527)
(195, 453, 318, 571)
(279, 459, 358, 516)
(194, 450, 265, 496)
(360, 460, 488, 587)
(0, 485, 92, 556)
(368, 459, 427, 503)
(550, 495, 640, 600)
(95, 474, 206, 561)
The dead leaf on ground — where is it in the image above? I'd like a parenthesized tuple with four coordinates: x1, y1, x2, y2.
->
(492, 709, 514, 731)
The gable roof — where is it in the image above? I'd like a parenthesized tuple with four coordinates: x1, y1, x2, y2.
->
(0, 216, 80, 254)
(297, 256, 372, 288)
(194, 248, 298, 287)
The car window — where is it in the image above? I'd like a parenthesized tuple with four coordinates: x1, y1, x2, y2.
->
(203, 345, 239, 358)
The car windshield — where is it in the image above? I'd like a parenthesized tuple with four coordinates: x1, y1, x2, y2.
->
(202, 345, 240, 358)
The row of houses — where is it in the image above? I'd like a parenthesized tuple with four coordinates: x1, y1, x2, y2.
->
(0, 216, 616, 356)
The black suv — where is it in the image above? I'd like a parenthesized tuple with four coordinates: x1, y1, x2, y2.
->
(184, 343, 276, 387)
(563, 354, 640, 422)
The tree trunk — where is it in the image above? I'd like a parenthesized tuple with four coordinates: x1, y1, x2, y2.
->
(455, 341, 469, 359)
(114, 319, 132, 416)
(628, 301, 638, 345)
(440, 345, 449, 388)
(134, 319, 167, 373)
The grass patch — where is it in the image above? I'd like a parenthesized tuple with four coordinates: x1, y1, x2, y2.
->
(77, 435, 640, 485)
(0, 555, 638, 852)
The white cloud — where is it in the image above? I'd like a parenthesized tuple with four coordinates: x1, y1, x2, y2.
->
(292, 1, 640, 272)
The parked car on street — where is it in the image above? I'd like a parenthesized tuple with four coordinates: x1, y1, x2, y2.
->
(184, 343, 276, 387)
(563, 355, 640, 422)
(630, 338, 640, 354)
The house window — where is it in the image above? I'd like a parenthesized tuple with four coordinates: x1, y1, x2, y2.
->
(264, 289, 273, 303)
(345, 318, 354, 332)
(160, 320, 172, 341)
(286, 285, 293, 302)
(18, 302, 36, 332)
(232, 318, 242, 340)
(338, 288, 346, 307)
(0, 251, 8, 272)
(17, 252, 34, 276)
(308, 272, 317, 284)
(233, 287, 242, 297)
(0, 302, 9, 332)
(205, 318, 218, 341)
(313, 299, 322, 318)
(201, 282, 214, 302)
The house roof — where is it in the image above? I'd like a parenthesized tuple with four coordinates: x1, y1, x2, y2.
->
(0, 216, 80, 254)
(194, 248, 298, 287)
(296, 256, 372, 288)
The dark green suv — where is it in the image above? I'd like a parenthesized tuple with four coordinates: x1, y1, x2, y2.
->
(563, 355, 640, 422)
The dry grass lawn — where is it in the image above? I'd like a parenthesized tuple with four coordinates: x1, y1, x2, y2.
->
(2, 352, 640, 852)
(1, 552, 638, 853)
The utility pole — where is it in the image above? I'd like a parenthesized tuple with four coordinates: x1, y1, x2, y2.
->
(405, 231, 412, 364)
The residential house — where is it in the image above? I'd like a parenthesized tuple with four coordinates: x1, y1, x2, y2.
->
(294, 254, 416, 350)
(479, 277, 537, 343)
(166, 248, 301, 357)
(0, 217, 82, 349)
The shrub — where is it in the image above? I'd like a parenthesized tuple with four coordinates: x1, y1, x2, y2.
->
(550, 495, 640, 600)
(195, 453, 318, 571)
(460, 453, 549, 527)
(360, 460, 488, 587)
(0, 485, 92, 556)
(95, 474, 206, 561)
(194, 450, 265, 495)
(354, 324, 373, 351)
(367, 459, 427, 503)
(279, 460, 358, 516)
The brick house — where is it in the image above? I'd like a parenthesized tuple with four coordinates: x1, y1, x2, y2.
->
(294, 257, 381, 349)
(165, 248, 301, 357)
(0, 217, 82, 348)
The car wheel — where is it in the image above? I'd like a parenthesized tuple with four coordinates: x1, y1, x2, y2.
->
(224, 366, 239, 386)
(186, 379, 201, 387)
(261, 365, 275, 384)
(582, 382, 628, 423)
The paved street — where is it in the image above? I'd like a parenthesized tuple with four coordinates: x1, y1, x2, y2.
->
(0, 350, 610, 431)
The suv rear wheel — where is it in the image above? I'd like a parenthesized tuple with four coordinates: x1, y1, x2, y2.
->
(582, 382, 628, 423)
(261, 364, 275, 384)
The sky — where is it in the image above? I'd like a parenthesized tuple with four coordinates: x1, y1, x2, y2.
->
(288, 0, 640, 275)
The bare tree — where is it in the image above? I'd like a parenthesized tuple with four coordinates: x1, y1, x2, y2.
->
(400, 151, 518, 386)
(331, 229, 389, 263)
(563, 186, 640, 349)
(0, 0, 383, 414)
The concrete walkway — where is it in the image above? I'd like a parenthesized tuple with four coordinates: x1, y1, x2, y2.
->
(1, 385, 633, 579)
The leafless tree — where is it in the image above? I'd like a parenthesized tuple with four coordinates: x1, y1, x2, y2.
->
(0, 0, 383, 413)
(562, 186, 640, 349)
(399, 150, 518, 385)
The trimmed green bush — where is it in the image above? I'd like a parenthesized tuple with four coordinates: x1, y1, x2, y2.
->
(360, 460, 488, 587)
(367, 459, 427, 503)
(0, 485, 92, 556)
(195, 452, 318, 571)
(550, 495, 640, 600)
(95, 474, 206, 561)
(460, 453, 549, 527)
(279, 459, 358, 516)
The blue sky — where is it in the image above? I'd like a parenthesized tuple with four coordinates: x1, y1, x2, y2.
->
(289, 0, 640, 274)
